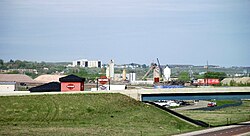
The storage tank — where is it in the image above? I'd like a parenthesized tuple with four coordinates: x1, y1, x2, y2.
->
(109, 60, 114, 80)
(106, 60, 115, 80)
(164, 66, 171, 81)
(129, 73, 136, 82)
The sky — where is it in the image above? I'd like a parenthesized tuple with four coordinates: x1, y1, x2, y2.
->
(0, 0, 249, 67)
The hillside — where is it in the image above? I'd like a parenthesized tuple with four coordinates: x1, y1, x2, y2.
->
(0, 93, 200, 135)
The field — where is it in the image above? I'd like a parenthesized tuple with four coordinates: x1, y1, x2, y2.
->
(179, 100, 250, 126)
(0, 93, 200, 136)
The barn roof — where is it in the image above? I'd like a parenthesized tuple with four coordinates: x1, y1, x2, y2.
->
(59, 74, 85, 82)
(35, 74, 66, 83)
(0, 74, 37, 83)
(29, 82, 61, 92)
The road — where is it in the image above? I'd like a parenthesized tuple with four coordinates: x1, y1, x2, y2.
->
(173, 100, 209, 111)
(176, 122, 250, 136)
(194, 125, 250, 136)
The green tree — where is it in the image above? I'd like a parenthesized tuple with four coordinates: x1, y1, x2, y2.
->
(178, 72, 190, 82)
(229, 80, 236, 86)
(0, 59, 4, 69)
(0, 59, 3, 66)
(204, 72, 227, 81)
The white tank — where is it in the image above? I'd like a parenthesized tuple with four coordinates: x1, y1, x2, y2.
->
(129, 73, 136, 82)
(164, 66, 171, 81)
(109, 60, 114, 79)
(106, 60, 114, 79)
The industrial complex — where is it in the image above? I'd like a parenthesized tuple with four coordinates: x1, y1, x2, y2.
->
(0, 59, 250, 136)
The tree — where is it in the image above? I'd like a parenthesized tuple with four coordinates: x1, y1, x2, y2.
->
(0, 59, 3, 66)
(9, 59, 14, 63)
(204, 72, 227, 81)
(141, 64, 147, 68)
(178, 72, 190, 82)
(0, 59, 4, 69)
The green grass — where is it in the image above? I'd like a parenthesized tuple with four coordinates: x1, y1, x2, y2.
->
(179, 100, 250, 126)
(213, 100, 239, 106)
(0, 93, 200, 136)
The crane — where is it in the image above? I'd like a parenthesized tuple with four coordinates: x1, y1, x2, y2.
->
(142, 63, 157, 80)
(157, 58, 166, 81)
(142, 58, 165, 81)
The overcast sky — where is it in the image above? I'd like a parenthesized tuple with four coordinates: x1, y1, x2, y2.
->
(0, 0, 249, 67)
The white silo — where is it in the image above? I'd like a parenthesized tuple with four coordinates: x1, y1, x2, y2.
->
(164, 66, 171, 81)
(109, 60, 114, 80)
(129, 73, 136, 82)
(106, 66, 110, 78)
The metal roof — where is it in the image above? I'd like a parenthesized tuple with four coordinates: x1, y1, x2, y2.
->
(0, 82, 16, 85)
(59, 74, 85, 82)
(29, 82, 61, 92)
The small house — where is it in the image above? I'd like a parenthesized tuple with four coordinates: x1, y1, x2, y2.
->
(59, 74, 85, 92)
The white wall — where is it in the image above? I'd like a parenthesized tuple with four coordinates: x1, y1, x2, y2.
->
(0, 84, 16, 91)
(72, 59, 101, 68)
(91, 85, 126, 91)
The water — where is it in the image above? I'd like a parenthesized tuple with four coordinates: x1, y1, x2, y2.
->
(142, 93, 250, 101)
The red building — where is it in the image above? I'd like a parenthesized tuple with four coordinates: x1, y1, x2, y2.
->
(59, 74, 85, 92)
(196, 78, 220, 85)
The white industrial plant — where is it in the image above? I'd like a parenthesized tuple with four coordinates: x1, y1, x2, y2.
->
(71, 59, 102, 68)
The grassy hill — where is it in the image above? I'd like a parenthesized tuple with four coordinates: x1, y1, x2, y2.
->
(0, 93, 200, 136)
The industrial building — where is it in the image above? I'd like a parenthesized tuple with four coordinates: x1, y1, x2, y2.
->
(0, 82, 17, 92)
(72, 59, 102, 68)
(59, 74, 85, 92)
(0, 74, 40, 91)
(29, 74, 86, 92)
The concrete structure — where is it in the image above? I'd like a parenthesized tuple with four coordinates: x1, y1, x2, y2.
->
(122, 69, 126, 81)
(72, 59, 102, 68)
(106, 60, 114, 79)
(129, 73, 136, 82)
(59, 75, 86, 92)
(113, 72, 136, 82)
(130, 80, 154, 85)
(116, 87, 250, 101)
(91, 85, 126, 91)
(0, 82, 16, 91)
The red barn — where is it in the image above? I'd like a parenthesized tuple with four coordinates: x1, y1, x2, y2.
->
(59, 74, 85, 92)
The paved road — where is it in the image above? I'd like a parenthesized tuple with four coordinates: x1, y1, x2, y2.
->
(176, 122, 250, 136)
(173, 100, 209, 111)
(194, 125, 250, 136)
